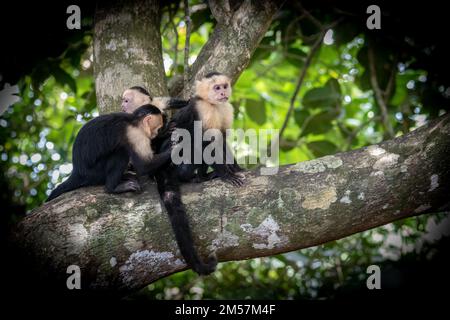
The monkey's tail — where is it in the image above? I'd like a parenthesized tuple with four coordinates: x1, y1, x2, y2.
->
(156, 173, 217, 275)
(46, 174, 83, 202)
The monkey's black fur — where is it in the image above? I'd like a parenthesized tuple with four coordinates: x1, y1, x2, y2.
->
(47, 104, 170, 202)
(204, 71, 223, 78)
(154, 83, 243, 275)
(161, 96, 243, 185)
(129, 85, 151, 97)
(155, 170, 218, 275)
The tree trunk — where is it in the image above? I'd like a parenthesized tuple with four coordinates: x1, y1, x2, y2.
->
(93, 0, 167, 113)
(12, 114, 450, 293)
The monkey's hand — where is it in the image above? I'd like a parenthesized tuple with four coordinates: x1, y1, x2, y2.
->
(221, 172, 244, 187)
(227, 163, 244, 173)
(112, 179, 142, 194)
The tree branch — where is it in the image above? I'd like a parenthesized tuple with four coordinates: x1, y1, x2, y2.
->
(208, 0, 232, 24)
(368, 43, 395, 139)
(12, 113, 450, 294)
(169, 0, 280, 98)
(93, 0, 167, 113)
(279, 31, 325, 139)
(183, 0, 191, 89)
(167, 3, 180, 74)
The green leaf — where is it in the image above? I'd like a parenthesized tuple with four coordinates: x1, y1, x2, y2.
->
(53, 66, 77, 93)
(307, 140, 338, 157)
(249, 47, 272, 66)
(249, 36, 274, 66)
(300, 110, 339, 136)
(280, 138, 297, 151)
(191, 9, 211, 32)
(356, 45, 394, 91)
(30, 63, 50, 92)
(302, 78, 341, 109)
(286, 48, 306, 67)
(333, 21, 361, 46)
(293, 109, 309, 127)
(245, 99, 267, 125)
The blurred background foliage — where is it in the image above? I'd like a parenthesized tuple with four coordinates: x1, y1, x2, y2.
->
(1, 0, 449, 299)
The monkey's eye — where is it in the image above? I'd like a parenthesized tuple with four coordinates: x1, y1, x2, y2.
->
(223, 84, 228, 89)
(213, 85, 220, 91)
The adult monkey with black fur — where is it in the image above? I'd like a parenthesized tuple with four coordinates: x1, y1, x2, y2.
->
(120, 86, 190, 177)
(166, 72, 244, 183)
(47, 105, 170, 202)
(155, 72, 244, 275)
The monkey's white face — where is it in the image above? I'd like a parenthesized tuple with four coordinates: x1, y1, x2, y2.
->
(208, 81, 231, 104)
(121, 89, 151, 113)
(195, 74, 232, 105)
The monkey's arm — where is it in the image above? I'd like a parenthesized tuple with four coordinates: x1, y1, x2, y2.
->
(167, 98, 189, 110)
(210, 137, 244, 186)
(211, 162, 244, 187)
(152, 97, 189, 111)
(147, 150, 173, 173)
(224, 141, 243, 173)
(129, 149, 172, 176)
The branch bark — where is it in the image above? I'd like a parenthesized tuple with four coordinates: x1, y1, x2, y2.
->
(93, 0, 167, 113)
(12, 114, 450, 294)
(183, 0, 191, 89)
(169, 0, 280, 98)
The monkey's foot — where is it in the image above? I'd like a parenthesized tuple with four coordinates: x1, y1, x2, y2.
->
(221, 172, 244, 187)
(111, 179, 142, 194)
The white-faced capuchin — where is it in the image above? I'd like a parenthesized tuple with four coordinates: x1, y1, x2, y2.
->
(165, 71, 244, 184)
(121, 86, 190, 150)
(46, 104, 171, 202)
(154, 72, 244, 276)
(121, 86, 188, 113)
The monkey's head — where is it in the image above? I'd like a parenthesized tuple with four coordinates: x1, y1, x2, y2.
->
(122, 86, 152, 113)
(133, 104, 164, 139)
(195, 72, 231, 105)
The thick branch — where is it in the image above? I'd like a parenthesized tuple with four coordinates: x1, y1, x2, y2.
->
(93, 0, 167, 113)
(12, 114, 450, 294)
(208, 0, 232, 24)
(169, 0, 280, 98)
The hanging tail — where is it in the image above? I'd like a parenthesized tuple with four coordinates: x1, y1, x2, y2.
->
(46, 174, 83, 202)
(156, 172, 217, 275)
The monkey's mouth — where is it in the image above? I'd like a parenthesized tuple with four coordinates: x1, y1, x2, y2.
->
(218, 97, 229, 102)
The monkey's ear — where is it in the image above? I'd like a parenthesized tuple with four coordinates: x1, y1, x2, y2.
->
(143, 114, 154, 124)
(142, 115, 156, 136)
(141, 114, 152, 127)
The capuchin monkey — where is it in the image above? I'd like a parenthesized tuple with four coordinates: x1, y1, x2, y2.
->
(154, 72, 244, 276)
(120, 86, 190, 177)
(47, 104, 171, 202)
(121, 86, 188, 113)
(166, 71, 244, 184)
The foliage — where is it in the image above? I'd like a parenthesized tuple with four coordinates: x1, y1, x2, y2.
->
(1, 0, 449, 299)
(0, 35, 95, 208)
